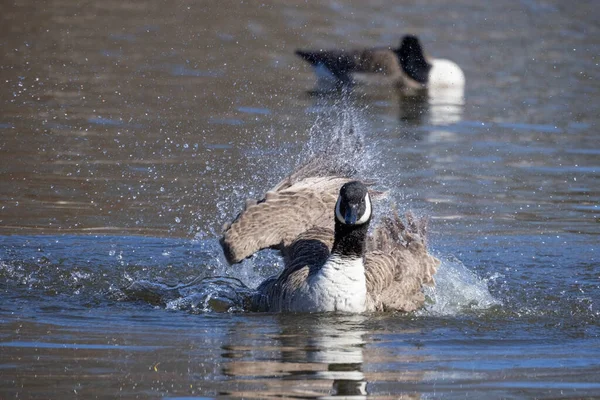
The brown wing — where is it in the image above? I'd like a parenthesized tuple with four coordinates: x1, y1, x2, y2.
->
(365, 211, 439, 312)
(356, 48, 402, 76)
(252, 227, 334, 312)
(220, 176, 347, 264)
(220, 151, 359, 264)
(221, 140, 383, 265)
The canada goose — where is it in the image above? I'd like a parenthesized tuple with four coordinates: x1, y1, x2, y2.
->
(220, 155, 439, 313)
(295, 34, 465, 90)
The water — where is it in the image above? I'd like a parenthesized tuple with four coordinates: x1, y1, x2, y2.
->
(1, 0, 599, 398)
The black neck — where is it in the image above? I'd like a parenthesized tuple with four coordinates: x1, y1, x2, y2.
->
(394, 43, 431, 85)
(331, 220, 369, 259)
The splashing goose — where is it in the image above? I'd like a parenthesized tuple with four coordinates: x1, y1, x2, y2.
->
(220, 156, 439, 313)
(296, 34, 465, 90)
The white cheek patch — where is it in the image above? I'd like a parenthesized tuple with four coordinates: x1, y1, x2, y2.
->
(356, 194, 372, 225)
(335, 197, 345, 224)
(335, 194, 372, 225)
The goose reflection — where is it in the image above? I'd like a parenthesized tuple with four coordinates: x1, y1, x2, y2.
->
(304, 315, 367, 399)
(303, 80, 464, 130)
(398, 85, 464, 126)
(221, 314, 368, 398)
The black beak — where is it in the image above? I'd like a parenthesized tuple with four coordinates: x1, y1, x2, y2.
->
(344, 204, 359, 225)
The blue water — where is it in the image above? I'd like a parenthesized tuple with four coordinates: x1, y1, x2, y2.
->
(1, 230, 598, 397)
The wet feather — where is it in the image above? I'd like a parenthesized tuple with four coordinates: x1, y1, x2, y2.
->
(221, 155, 439, 313)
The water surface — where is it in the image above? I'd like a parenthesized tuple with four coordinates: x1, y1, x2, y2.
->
(1, 0, 599, 398)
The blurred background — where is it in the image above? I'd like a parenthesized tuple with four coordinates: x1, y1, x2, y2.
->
(1, 0, 597, 238)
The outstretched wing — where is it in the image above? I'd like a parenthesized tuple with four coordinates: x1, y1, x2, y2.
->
(221, 154, 358, 264)
(221, 176, 348, 264)
(365, 211, 439, 312)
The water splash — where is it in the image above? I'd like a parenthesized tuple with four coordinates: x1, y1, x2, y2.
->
(123, 276, 253, 313)
(206, 96, 378, 242)
(420, 254, 501, 316)
(0, 99, 501, 317)
(193, 99, 502, 316)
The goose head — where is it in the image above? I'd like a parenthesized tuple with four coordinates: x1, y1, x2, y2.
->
(332, 181, 372, 258)
(394, 35, 432, 86)
(335, 181, 372, 226)
(395, 35, 465, 89)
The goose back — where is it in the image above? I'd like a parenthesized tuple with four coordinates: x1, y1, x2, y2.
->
(296, 47, 403, 83)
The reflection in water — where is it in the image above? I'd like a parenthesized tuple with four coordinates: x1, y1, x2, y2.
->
(398, 85, 465, 126)
(427, 85, 465, 125)
(221, 315, 368, 399)
(398, 89, 429, 125)
(304, 81, 464, 130)
(305, 316, 367, 399)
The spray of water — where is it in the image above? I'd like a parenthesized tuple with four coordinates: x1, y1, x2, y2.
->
(154, 97, 501, 314)
(420, 254, 502, 316)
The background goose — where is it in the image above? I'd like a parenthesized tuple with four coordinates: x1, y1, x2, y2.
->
(296, 34, 465, 90)
(220, 155, 439, 313)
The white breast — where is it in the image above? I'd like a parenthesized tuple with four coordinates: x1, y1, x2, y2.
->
(429, 59, 465, 88)
(287, 255, 367, 313)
